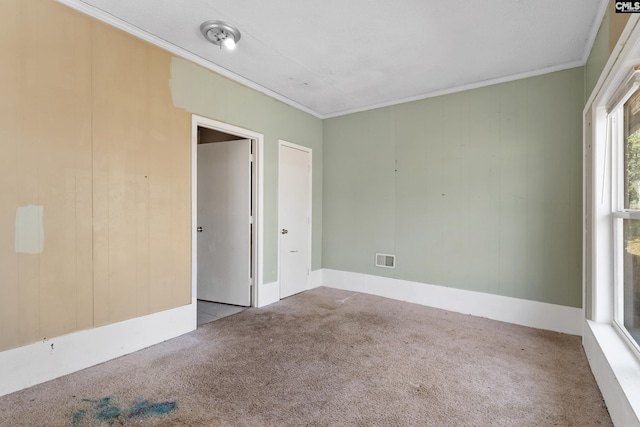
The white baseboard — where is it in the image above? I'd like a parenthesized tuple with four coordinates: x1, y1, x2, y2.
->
(0, 303, 196, 397)
(583, 320, 640, 427)
(322, 269, 583, 335)
(308, 269, 323, 290)
(257, 271, 321, 309)
(258, 281, 279, 308)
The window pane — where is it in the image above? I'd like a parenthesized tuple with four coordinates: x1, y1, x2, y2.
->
(623, 219, 640, 345)
(623, 91, 640, 209)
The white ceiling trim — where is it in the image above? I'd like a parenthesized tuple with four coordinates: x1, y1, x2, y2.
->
(57, 0, 607, 121)
(55, 0, 323, 119)
(322, 60, 586, 119)
(322, 0, 608, 119)
(581, 1, 610, 64)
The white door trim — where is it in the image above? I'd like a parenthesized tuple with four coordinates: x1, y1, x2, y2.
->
(192, 115, 264, 308)
(277, 140, 312, 298)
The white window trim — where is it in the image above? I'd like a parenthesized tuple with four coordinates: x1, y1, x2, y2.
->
(609, 97, 640, 358)
(586, 14, 640, 426)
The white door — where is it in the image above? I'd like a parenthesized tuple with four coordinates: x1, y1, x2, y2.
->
(197, 139, 251, 306)
(279, 142, 311, 299)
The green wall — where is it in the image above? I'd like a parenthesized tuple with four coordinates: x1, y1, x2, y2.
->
(585, 7, 610, 100)
(323, 67, 584, 308)
(170, 58, 323, 284)
(171, 22, 596, 307)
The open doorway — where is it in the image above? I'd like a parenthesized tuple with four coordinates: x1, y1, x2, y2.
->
(191, 116, 264, 326)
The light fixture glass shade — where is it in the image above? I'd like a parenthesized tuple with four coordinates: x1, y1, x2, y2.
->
(222, 36, 236, 50)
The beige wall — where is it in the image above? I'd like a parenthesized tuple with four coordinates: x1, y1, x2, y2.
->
(610, 0, 631, 53)
(0, 0, 324, 353)
(91, 22, 192, 326)
(0, 0, 191, 351)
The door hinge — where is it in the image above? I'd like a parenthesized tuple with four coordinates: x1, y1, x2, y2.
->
(250, 277, 254, 286)
(250, 153, 254, 162)
(249, 216, 254, 225)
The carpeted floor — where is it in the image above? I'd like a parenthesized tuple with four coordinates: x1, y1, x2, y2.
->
(0, 287, 611, 426)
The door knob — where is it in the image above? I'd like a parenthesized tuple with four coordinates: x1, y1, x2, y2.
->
(281, 229, 288, 234)
(197, 226, 203, 233)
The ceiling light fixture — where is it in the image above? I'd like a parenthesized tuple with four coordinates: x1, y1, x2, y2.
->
(200, 20, 241, 51)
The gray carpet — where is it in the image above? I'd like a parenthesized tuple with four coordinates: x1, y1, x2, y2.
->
(0, 287, 611, 426)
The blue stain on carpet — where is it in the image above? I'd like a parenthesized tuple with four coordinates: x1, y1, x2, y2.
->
(95, 405, 121, 423)
(128, 400, 178, 418)
(83, 397, 112, 409)
(70, 397, 177, 425)
(71, 409, 87, 427)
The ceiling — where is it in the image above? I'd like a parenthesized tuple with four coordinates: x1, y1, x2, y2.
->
(73, 0, 607, 118)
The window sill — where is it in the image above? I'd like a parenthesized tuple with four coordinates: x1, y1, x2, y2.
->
(584, 320, 640, 426)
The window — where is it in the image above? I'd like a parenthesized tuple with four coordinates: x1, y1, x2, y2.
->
(613, 85, 640, 351)
(586, 24, 640, 424)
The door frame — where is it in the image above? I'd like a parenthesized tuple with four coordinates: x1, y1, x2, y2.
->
(192, 115, 264, 308)
(277, 140, 312, 298)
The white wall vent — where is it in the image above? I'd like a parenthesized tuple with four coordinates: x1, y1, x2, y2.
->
(375, 253, 396, 269)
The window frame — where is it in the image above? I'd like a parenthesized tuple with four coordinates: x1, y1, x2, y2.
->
(610, 85, 640, 356)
